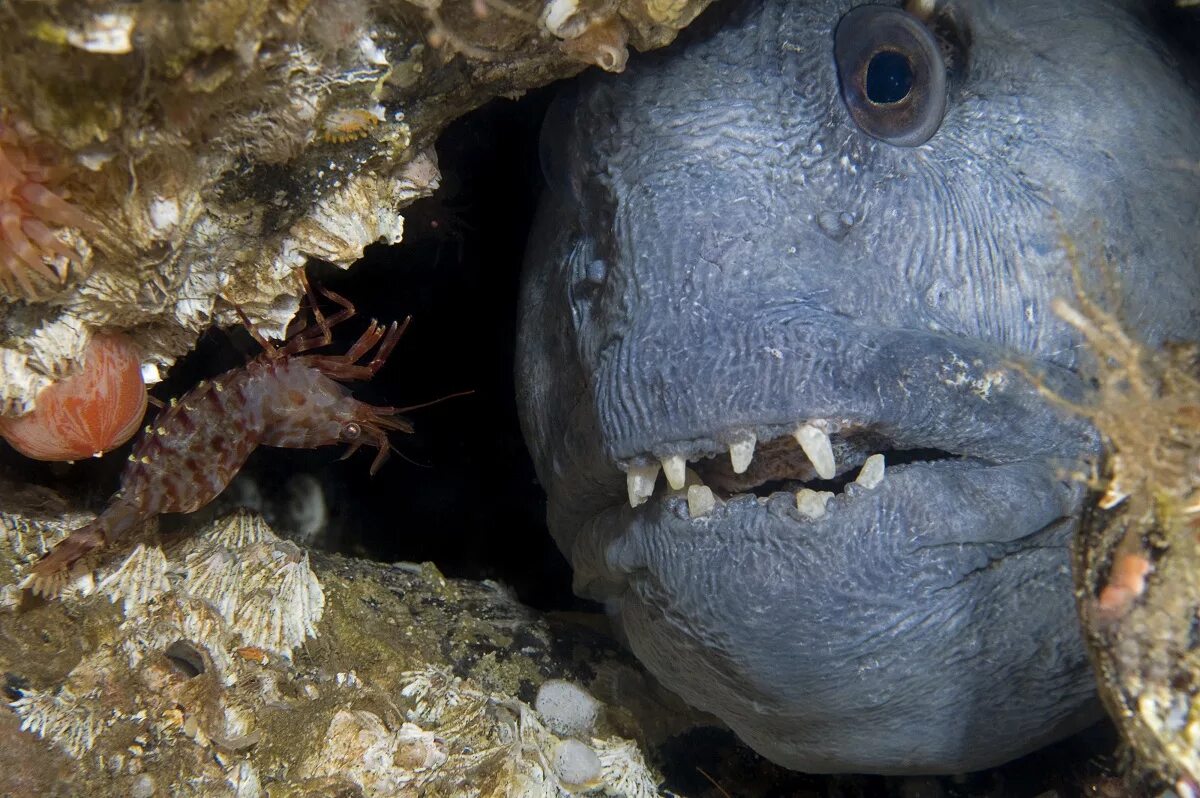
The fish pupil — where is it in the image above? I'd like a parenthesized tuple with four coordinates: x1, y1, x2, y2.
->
(865, 50, 913, 105)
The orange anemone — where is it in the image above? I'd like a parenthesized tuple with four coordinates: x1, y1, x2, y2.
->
(0, 332, 147, 461)
(0, 116, 93, 301)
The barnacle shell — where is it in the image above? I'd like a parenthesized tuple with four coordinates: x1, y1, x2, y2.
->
(203, 508, 274, 550)
(299, 710, 435, 796)
(9, 688, 106, 760)
(0, 0, 714, 417)
(231, 542, 325, 658)
(98, 543, 170, 617)
(0, 331, 146, 461)
(184, 544, 242, 621)
(594, 737, 659, 798)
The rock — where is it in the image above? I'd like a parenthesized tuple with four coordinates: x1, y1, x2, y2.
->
(0, 503, 683, 796)
(0, 0, 714, 416)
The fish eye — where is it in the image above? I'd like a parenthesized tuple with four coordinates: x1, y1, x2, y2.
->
(341, 422, 362, 441)
(834, 5, 947, 147)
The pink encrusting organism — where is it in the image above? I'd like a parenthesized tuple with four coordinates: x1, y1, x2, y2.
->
(25, 285, 413, 596)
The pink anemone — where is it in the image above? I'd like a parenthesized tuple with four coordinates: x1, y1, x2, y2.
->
(0, 332, 147, 461)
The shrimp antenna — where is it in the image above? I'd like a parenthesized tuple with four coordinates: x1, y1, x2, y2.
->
(390, 389, 475, 414)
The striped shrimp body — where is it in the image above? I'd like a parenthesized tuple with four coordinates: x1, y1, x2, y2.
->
(25, 289, 410, 596)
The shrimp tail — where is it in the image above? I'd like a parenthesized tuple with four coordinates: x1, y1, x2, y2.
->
(24, 499, 145, 597)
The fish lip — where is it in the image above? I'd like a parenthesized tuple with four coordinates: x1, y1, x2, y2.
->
(573, 454, 1084, 600)
(597, 475, 1094, 775)
(590, 311, 1094, 525)
(597, 314, 1091, 472)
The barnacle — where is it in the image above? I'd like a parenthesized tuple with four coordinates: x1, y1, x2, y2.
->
(396, 667, 660, 795)
(300, 710, 441, 795)
(98, 543, 170, 617)
(203, 507, 275, 549)
(560, 16, 630, 72)
(0, 116, 93, 301)
(0, 332, 147, 461)
(9, 688, 106, 759)
(231, 540, 325, 658)
(184, 544, 242, 621)
(594, 737, 659, 798)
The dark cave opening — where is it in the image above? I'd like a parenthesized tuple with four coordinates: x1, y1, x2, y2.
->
(217, 85, 580, 611)
(181, 84, 581, 612)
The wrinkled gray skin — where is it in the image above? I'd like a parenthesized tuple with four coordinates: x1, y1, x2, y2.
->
(516, 0, 1200, 775)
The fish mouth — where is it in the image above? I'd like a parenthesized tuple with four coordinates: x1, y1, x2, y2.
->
(595, 310, 1096, 533)
(621, 418, 958, 521)
(574, 319, 1100, 773)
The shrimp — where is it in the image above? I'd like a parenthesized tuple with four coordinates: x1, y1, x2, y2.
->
(24, 285, 412, 597)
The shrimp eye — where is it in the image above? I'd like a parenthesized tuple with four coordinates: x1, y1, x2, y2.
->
(340, 422, 362, 441)
(834, 5, 947, 147)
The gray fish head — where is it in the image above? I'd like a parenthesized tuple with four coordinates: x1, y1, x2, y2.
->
(517, 0, 1200, 774)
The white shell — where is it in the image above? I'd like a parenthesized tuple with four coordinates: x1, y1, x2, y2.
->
(99, 543, 170, 617)
(10, 688, 106, 759)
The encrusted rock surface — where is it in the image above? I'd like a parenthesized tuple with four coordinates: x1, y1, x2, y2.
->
(0, 0, 713, 415)
(0, 504, 687, 797)
(1044, 267, 1200, 797)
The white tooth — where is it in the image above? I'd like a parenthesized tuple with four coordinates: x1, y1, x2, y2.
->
(728, 433, 756, 474)
(855, 454, 885, 489)
(794, 423, 836, 480)
(661, 455, 687, 490)
(795, 488, 834, 519)
(687, 485, 716, 518)
(626, 463, 660, 507)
